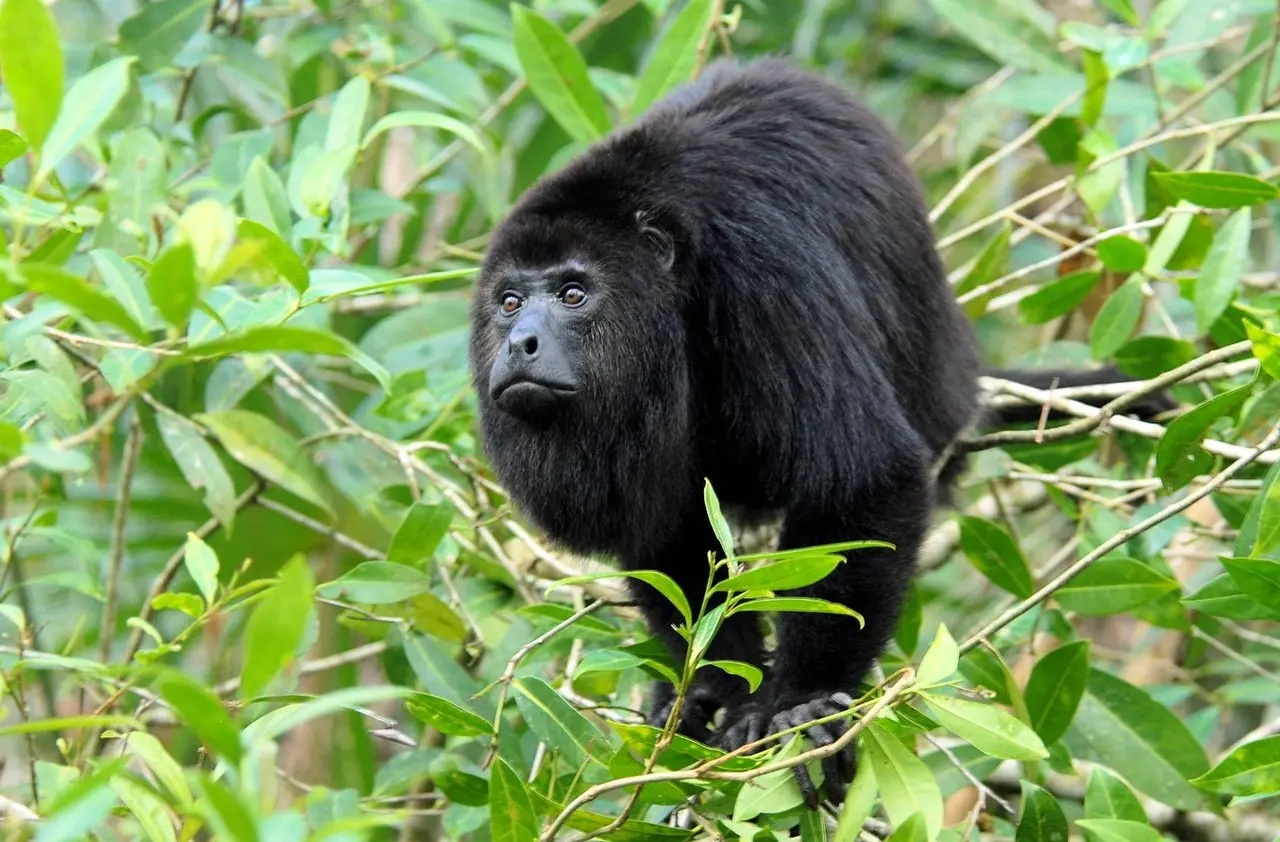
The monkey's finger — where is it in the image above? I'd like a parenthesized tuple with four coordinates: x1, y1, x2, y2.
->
(830, 691, 856, 709)
(792, 761, 820, 810)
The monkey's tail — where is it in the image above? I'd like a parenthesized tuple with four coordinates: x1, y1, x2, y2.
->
(978, 364, 1178, 427)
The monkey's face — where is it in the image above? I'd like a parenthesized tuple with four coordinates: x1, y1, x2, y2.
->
(480, 259, 593, 426)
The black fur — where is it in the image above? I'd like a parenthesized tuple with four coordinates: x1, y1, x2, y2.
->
(468, 57, 1167, 806)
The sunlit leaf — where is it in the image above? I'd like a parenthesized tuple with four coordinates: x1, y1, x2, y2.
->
(490, 758, 539, 842)
(1222, 556, 1280, 611)
(1246, 321, 1280, 380)
(862, 723, 944, 838)
(237, 219, 309, 293)
(1089, 276, 1143, 360)
(184, 325, 390, 392)
(1076, 819, 1165, 842)
(916, 622, 959, 687)
(316, 561, 433, 604)
(1191, 734, 1280, 796)
(37, 56, 137, 183)
(1195, 208, 1252, 335)
(703, 478, 737, 561)
(405, 692, 495, 737)
(832, 752, 877, 842)
(549, 569, 691, 626)
(511, 6, 610, 143)
(388, 502, 454, 568)
(922, 693, 1049, 761)
(731, 597, 864, 625)
(1084, 766, 1147, 821)
(711, 555, 844, 594)
(0, 0, 63, 150)
(147, 242, 199, 328)
(704, 659, 763, 692)
(196, 409, 332, 515)
(0, 129, 29, 168)
(632, 0, 713, 114)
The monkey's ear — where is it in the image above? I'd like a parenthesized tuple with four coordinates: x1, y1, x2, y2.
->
(636, 210, 676, 271)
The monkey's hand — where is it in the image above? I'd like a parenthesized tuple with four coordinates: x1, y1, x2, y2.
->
(715, 692, 858, 809)
(644, 682, 725, 744)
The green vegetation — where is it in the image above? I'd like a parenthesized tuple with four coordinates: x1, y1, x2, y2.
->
(1, 0, 1279, 840)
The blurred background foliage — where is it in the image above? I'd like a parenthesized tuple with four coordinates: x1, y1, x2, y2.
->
(1, 0, 1280, 840)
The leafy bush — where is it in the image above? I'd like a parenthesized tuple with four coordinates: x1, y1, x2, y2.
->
(1, 0, 1279, 840)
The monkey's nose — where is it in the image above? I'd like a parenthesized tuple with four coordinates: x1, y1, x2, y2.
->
(509, 332, 539, 357)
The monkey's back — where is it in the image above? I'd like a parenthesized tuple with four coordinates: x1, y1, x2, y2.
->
(616, 59, 981, 501)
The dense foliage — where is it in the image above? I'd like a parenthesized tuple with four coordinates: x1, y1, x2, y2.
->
(1, 0, 1279, 840)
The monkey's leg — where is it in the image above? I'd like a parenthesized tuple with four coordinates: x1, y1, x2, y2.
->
(718, 443, 932, 806)
(624, 516, 767, 744)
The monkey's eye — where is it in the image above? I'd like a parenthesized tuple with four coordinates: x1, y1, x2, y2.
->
(559, 284, 587, 307)
(500, 293, 523, 315)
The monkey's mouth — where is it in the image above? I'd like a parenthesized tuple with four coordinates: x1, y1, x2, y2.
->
(491, 378, 577, 422)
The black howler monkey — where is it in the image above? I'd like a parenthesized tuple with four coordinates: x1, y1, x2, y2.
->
(468, 57, 1169, 807)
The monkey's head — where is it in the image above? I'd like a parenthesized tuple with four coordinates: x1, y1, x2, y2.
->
(469, 178, 686, 431)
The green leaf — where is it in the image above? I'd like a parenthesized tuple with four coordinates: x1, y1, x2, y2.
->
(316, 561, 433, 604)
(361, 111, 489, 156)
(37, 56, 137, 183)
(1056, 558, 1180, 616)
(1096, 236, 1147, 273)
(862, 723, 944, 838)
(1099, 0, 1140, 25)
(1114, 336, 1198, 380)
(955, 222, 1011, 317)
(1076, 819, 1165, 842)
(1156, 381, 1253, 492)
(549, 570, 691, 627)
(405, 692, 495, 737)
(388, 502, 454, 567)
(325, 74, 370, 153)
(192, 774, 259, 842)
(1018, 269, 1101, 324)
(182, 532, 221, 606)
(1182, 572, 1280, 620)
(1024, 640, 1089, 744)
(1222, 557, 1280, 611)
(195, 409, 332, 515)
(243, 156, 292, 234)
(1016, 781, 1068, 842)
(704, 659, 763, 692)
(1252, 471, 1280, 557)
(1089, 276, 1143, 360)
(1063, 669, 1209, 810)
(958, 515, 1034, 598)
(237, 219, 309, 293)
(1246, 321, 1280, 380)
(732, 736, 817, 820)
(111, 776, 177, 842)
(511, 6, 610, 144)
(240, 554, 314, 699)
(402, 591, 469, 643)
(146, 242, 199, 328)
(242, 685, 416, 746)
(731, 596, 865, 624)
(916, 622, 959, 687)
(885, 813, 927, 842)
(154, 670, 242, 765)
(16, 263, 150, 342)
(157, 413, 237, 531)
(0, 0, 63, 150)
(922, 693, 1049, 761)
(118, 0, 208, 70)
(1153, 171, 1280, 209)
(1195, 208, 1252, 335)
(120, 732, 192, 807)
(832, 753, 877, 842)
(632, 0, 713, 114)
(799, 809, 829, 842)
(0, 714, 140, 737)
(1084, 767, 1147, 821)
(711, 555, 844, 594)
(513, 676, 615, 767)
(0, 129, 28, 168)
(926, 0, 1065, 73)
(703, 478, 737, 561)
(490, 758, 538, 842)
(1191, 734, 1280, 796)
(184, 325, 390, 392)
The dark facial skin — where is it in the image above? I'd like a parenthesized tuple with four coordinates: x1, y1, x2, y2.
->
(485, 262, 592, 426)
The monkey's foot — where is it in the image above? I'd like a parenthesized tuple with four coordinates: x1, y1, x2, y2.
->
(645, 683, 724, 744)
(716, 692, 858, 808)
